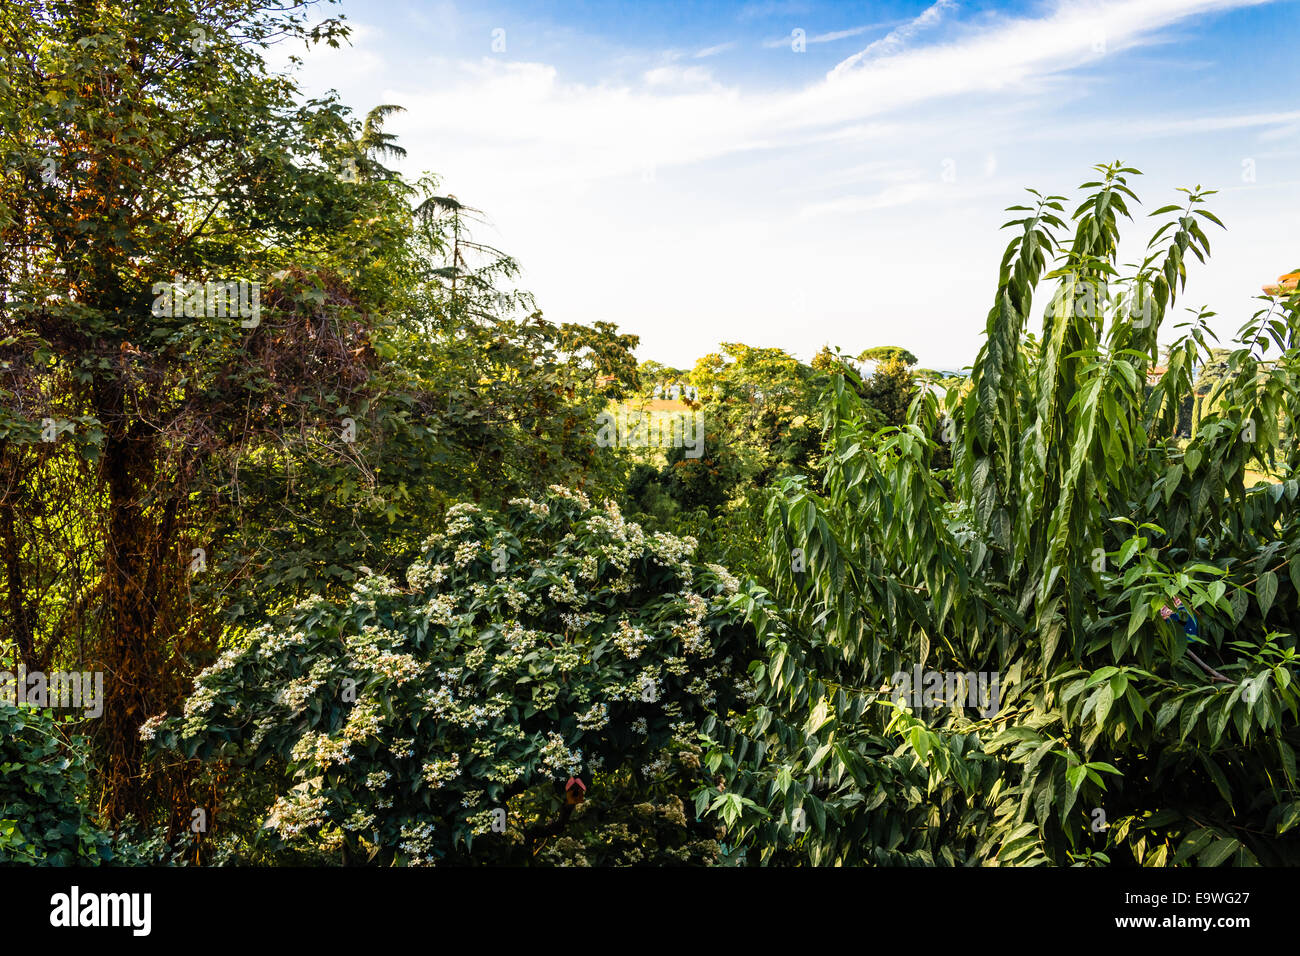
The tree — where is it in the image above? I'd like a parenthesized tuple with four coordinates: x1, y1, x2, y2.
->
(861, 355, 919, 427)
(0, 0, 643, 831)
(859, 345, 918, 366)
(0, 0, 393, 820)
(706, 164, 1300, 866)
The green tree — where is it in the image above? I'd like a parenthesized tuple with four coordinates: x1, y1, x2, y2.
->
(0, 0, 386, 820)
(707, 164, 1300, 866)
(861, 354, 919, 427)
(858, 345, 918, 366)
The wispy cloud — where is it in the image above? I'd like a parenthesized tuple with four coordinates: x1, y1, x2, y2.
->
(694, 41, 736, 58)
(830, 0, 958, 75)
(761, 20, 902, 49)
(307, 1, 1279, 187)
(294, 0, 1292, 368)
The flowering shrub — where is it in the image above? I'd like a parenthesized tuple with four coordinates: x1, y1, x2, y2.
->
(148, 486, 754, 864)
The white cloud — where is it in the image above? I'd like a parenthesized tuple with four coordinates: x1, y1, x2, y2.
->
(643, 65, 722, 90)
(694, 41, 736, 58)
(288, 0, 1291, 369)
(761, 20, 901, 48)
(830, 0, 958, 74)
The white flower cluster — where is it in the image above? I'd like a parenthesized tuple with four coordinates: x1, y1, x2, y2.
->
(549, 645, 584, 672)
(465, 807, 502, 837)
(735, 676, 761, 704)
(637, 668, 661, 703)
(604, 678, 646, 703)
(613, 618, 654, 659)
(547, 574, 585, 606)
(267, 791, 330, 839)
(183, 682, 219, 720)
(422, 687, 510, 731)
(444, 502, 480, 536)
(454, 540, 484, 568)
(485, 762, 524, 784)
(199, 644, 246, 678)
(539, 732, 583, 777)
(672, 591, 712, 656)
(292, 731, 353, 766)
(343, 697, 384, 742)
(648, 531, 698, 570)
(584, 511, 647, 571)
(248, 713, 278, 749)
(256, 627, 309, 661)
(389, 737, 414, 759)
(421, 592, 459, 626)
(705, 563, 741, 594)
(343, 809, 376, 832)
(350, 573, 403, 603)
(291, 593, 332, 614)
(531, 684, 559, 711)
(494, 578, 529, 612)
(576, 702, 609, 731)
(138, 714, 166, 741)
(397, 820, 439, 865)
(420, 685, 455, 717)
(453, 699, 508, 730)
(669, 719, 695, 744)
(508, 497, 551, 517)
(547, 484, 592, 508)
(422, 754, 461, 789)
(559, 610, 602, 632)
(365, 770, 392, 790)
(687, 673, 718, 707)
(407, 560, 451, 590)
(345, 642, 424, 686)
(641, 750, 672, 778)
(275, 666, 327, 713)
(503, 623, 539, 651)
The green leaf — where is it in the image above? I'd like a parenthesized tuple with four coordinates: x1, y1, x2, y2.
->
(1198, 837, 1241, 867)
(1257, 571, 1278, 618)
(1094, 682, 1114, 725)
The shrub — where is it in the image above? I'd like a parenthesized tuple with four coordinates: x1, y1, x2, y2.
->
(0, 705, 116, 865)
(149, 486, 754, 864)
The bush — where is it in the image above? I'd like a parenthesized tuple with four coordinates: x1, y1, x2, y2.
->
(150, 486, 755, 864)
(0, 705, 116, 865)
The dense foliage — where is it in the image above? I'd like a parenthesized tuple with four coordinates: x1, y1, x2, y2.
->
(146, 487, 754, 864)
(0, 706, 116, 864)
(706, 165, 1300, 866)
(2, 0, 1295, 869)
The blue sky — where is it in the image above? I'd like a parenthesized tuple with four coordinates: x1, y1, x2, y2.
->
(285, 0, 1300, 370)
